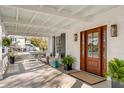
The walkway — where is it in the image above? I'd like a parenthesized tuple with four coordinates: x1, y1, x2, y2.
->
(0, 54, 111, 88)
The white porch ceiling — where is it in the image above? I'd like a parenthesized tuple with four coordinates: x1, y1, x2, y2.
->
(0, 5, 119, 36)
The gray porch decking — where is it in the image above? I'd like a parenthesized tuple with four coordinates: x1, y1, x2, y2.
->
(0, 54, 111, 88)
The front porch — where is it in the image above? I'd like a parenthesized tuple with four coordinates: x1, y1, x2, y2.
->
(0, 53, 111, 88)
(1, 5, 124, 88)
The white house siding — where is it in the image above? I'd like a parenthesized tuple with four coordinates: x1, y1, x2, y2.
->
(51, 6, 124, 70)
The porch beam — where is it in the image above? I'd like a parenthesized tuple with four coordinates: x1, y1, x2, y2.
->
(6, 29, 49, 34)
(71, 6, 89, 16)
(16, 8, 19, 21)
(30, 13, 37, 23)
(7, 5, 91, 22)
(50, 18, 65, 28)
(42, 16, 53, 25)
(60, 20, 75, 28)
(57, 5, 66, 12)
(6, 30, 49, 36)
(3, 19, 68, 31)
(25, 13, 38, 31)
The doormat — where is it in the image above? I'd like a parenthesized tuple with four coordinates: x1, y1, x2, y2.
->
(69, 71, 106, 85)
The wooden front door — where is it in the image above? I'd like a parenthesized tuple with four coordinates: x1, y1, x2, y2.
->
(80, 26, 107, 76)
(86, 28, 101, 75)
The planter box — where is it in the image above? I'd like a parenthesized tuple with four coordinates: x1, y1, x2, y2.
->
(112, 80, 124, 88)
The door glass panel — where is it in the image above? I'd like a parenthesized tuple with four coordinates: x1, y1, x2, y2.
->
(88, 33, 92, 57)
(92, 32, 99, 58)
(103, 30, 107, 59)
(82, 33, 84, 55)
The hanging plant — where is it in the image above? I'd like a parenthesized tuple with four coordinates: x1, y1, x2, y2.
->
(2, 37, 12, 47)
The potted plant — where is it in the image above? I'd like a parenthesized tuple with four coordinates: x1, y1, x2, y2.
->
(106, 58, 124, 88)
(9, 49, 16, 64)
(50, 53, 53, 57)
(2, 37, 11, 53)
(61, 55, 75, 71)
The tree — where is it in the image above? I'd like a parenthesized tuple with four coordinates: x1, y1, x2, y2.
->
(28, 37, 48, 51)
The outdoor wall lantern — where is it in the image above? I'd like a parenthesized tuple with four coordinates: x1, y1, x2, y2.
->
(74, 33, 78, 41)
(111, 24, 117, 37)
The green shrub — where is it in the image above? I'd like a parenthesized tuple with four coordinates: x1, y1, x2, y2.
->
(61, 55, 75, 65)
(107, 58, 124, 83)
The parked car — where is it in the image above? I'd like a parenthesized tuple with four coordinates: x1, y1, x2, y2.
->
(25, 44, 40, 52)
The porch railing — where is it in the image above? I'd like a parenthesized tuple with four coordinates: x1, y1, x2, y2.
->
(0, 53, 9, 79)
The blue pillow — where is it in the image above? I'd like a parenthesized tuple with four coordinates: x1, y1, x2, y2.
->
(51, 60, 60, 68)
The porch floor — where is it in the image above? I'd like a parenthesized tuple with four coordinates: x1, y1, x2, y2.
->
(0, 54, 111, 88)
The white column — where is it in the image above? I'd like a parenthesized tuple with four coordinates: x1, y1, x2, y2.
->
(0, 24, 3, 79)
(47, 36, 53, 54)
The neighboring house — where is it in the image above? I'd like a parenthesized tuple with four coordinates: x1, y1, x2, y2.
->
(8, 35, 26, 49)
(8, 35, 40, 52)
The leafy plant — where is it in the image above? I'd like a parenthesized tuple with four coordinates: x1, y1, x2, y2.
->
(2, 37, 12, 47)
(61, 55, 75, 65)
(107, 58, 124, 84)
